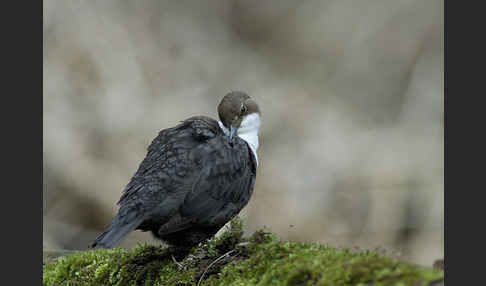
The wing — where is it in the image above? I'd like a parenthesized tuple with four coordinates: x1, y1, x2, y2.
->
(93, 117, 222, 247)
(157, 135, 256, 235)
(117, 116, 221, 206)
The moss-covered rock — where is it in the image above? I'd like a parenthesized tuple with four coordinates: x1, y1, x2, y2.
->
(43, 218, 443, 286)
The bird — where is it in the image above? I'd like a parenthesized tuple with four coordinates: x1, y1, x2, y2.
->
(91, 91, 261, 249)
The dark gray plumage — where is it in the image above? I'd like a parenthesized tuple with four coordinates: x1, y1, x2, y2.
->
(91, 92, 260, 248)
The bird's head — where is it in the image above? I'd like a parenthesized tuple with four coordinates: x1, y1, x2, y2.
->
(218, 91, 261, 142)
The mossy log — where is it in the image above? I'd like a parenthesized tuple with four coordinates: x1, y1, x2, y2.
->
(43, 218, 443, 286)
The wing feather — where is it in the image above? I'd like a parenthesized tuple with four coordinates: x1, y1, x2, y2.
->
(94, 117, 222, 247)
(179, 136, 256, 227)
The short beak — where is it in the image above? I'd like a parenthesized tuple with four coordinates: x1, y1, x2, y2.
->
(229, 125, 238, 142)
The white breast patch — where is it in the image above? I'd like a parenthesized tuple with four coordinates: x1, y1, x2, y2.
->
(218, 113, 260, 166)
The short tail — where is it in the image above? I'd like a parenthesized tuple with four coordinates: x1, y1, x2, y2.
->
(91, 214, 144, 248)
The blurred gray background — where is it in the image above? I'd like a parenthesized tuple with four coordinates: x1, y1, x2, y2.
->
(43, 0, 443, 266)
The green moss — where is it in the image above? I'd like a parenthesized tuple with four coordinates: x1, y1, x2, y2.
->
(43, 218, 443, 286)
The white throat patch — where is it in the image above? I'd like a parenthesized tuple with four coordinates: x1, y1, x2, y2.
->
(218, 113, 261, 166)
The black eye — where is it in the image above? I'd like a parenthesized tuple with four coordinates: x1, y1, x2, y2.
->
(241, 105, 248, 113)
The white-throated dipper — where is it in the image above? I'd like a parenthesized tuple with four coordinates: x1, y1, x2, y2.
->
(91, 91, 261, 248)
